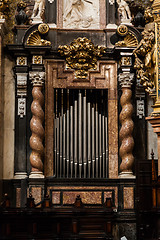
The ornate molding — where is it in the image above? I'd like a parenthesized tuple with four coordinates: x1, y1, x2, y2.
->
(18, 98, 26, 118)
(58, 37, 106, 79)
(119, 73, 134, 88)
(29, 71, 45, 176)
(16, 73, 27, 96)
(16, 72, 28, 119)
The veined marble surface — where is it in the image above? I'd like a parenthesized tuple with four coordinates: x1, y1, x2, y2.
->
(63, 0, 100, 29)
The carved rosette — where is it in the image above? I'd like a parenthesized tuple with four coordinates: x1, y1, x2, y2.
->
(119, 73, 134, 176)
(29, 72, 45, 177)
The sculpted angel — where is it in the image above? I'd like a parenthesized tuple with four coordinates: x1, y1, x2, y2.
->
(63, 0, 94, 28)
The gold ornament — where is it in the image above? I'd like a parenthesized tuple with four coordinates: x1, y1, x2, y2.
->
(27, 30, 51, 46)
(117, 25, 128, 37)
(0, 0, 10, 19)
(58, 37, 106, 79)
(134, 23, 156, 97)
(115, 32, 138, 47)
(38, 23, 49, 35)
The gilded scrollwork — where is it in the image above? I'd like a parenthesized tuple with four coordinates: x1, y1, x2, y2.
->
(58, 37, 106, 79)
(133, 6, 156, 97)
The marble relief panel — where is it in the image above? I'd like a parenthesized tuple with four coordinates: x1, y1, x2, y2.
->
(63, 0, 100, 29)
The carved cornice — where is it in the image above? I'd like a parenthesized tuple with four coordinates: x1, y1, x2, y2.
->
(119, 73, 134, 88)
(58, 37, 106, 79)
(29, 72, 45, 86)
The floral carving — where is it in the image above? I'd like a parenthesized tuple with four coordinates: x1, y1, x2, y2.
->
(58, 37, 106, 79)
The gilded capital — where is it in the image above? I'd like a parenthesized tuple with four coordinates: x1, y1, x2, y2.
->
(119, 73, 134, 88)
(29, 72, 45, 87)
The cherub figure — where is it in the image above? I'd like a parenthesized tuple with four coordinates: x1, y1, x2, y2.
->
(31, 0, 45, 20)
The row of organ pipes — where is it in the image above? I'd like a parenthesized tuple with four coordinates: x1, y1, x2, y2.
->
(54, 89, 109, 178)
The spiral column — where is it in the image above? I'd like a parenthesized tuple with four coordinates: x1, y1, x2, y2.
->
(119, 73, 135, 178)
(29, 72, 45, 178)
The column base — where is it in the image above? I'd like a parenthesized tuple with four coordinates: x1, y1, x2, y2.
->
(14, 172, 28, 179)
(29, 171, 45, 179)
(118, 171, 136, 179)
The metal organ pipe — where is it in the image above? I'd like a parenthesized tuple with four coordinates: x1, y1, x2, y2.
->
(78, 91, 82, 178)
(66, 89, 70, 178)
(88, 100, 91, 178)
(54, 89, 109, 179)
(83, 90, 87, 178)
(74, 99, 78, 178)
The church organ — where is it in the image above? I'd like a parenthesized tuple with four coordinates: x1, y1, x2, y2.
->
(1, 0, 157, 239)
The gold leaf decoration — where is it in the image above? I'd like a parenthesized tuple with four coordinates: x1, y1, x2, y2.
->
(27, 30, 51, 46)
(115, 32, 138, 47)
(133, 5, 156, 97)
(58, 37, 106, 79)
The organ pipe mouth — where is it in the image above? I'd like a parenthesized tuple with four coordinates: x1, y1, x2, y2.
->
(54, 89, 108, 179)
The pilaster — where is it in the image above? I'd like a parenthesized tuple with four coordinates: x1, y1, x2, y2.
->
(14, 57, 28, 179)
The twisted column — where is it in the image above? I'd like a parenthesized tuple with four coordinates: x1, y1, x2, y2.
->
(119, 73, 135, 178)
(29, 72, 45, 178)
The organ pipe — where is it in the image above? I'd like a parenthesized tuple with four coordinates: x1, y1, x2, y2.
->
(54, 89, 108, 179)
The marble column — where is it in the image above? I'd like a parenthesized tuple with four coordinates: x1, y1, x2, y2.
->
(29, 72, 45, 179)
(119, 72, 135, 178)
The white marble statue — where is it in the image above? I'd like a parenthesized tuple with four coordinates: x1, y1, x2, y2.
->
(63, 0, 99, 29)
(117, 0, 132, 25)
(31, 0, 45, 23)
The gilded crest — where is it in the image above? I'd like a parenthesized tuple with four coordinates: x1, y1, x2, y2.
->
(58, 37, 106, 79)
